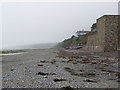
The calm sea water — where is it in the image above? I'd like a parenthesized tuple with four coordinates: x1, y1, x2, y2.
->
(1, 43, 57, 51)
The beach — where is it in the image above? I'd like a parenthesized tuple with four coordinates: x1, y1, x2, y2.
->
(2, 48, 119, 88)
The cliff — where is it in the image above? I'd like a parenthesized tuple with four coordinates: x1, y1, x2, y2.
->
(58, 35, 87, 48)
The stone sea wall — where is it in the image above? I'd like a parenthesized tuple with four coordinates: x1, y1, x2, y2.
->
(104, 15, 119, 51)
(87, 15, 119, 52)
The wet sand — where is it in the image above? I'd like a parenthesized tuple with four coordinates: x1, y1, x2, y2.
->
(2, 48, 119, 88)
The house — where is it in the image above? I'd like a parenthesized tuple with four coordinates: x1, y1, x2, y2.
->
(76, 30, 90, 37)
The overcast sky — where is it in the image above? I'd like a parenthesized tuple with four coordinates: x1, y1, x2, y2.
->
(1, 2, 118, 49)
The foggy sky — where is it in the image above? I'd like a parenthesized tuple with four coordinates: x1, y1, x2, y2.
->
(1, 2, 118, 49)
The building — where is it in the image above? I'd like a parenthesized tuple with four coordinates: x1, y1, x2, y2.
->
(86, 15, 119, 52)
(76, 30, 90, 37)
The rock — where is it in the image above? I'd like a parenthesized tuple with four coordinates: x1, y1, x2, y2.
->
(79, 70, 84, 72)
(10, 69, 15, 71)
(51, 59, 56, 64)
(62, 86, 73, 90)
(117, 80, 120, 82)
(83, 79, 97, 83)
(108, 77, 118, 80)
(37, 64, 43, 66)
(54, 78, 67, 82)
(64, 67, 73, 73)
(81, 56, 88, 58)
(36, 72, 56, 76)
(72, 62, 77, 64)
(40, 61, 46, 63)
(93, 56, 100, 58)
(91, 60, 100, 64)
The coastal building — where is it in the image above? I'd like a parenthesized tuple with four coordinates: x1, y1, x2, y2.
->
(86, 15, 119, 52)
(76, 30, 90, 36)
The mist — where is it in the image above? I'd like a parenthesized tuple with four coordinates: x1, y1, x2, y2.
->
(1, 2, 118, 49)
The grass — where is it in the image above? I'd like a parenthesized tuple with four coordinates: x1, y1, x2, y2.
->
(0, 50, 25, 54)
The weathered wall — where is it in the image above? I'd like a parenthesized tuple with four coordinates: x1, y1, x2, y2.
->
(87, 16, 106, 52)
(104, 15, 119, 51)
(86, 32, 100, 52)
(118, 16, 120, 50)
(96, 16, 106, 52)
(87, 15, 119, 52)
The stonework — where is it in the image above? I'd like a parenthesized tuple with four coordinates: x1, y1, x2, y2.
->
(86, 15, 120, 52)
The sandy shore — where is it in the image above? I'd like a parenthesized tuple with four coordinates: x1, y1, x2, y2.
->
(2, 48, 119, 88)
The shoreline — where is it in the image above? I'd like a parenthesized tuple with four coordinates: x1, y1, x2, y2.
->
(2, 48, 119, 88)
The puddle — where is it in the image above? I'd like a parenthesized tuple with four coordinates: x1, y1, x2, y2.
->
(0, 52, 27, 56)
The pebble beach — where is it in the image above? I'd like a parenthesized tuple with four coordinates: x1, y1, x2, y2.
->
(2, 48, 119, 88)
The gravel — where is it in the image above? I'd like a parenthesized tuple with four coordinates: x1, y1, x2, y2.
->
(2, 49, 119, 88)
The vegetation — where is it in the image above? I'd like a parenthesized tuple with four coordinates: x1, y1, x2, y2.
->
(0, 50, 25, 54)
(91, 23, 96, 31)
(59, 35, 87, 48)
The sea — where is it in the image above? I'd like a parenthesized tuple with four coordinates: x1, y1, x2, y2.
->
(0, 43, 57, 51)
